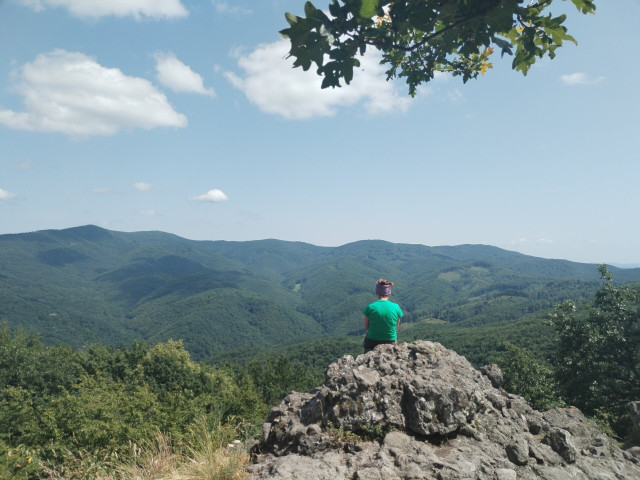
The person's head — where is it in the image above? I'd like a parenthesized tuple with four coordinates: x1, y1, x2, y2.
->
(375, 279, 394, 298)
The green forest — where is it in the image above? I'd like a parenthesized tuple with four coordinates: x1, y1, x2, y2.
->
(2, 267, 639, 479)
(1, 227, 639, 478)
(3, 225, 639, 361)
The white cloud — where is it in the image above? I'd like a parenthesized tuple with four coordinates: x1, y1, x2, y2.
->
(560, 72, 605, 86)
(15, 0, 188, 19)
(0, 50, 187, 137)
(92, 187, 111, 194)
(224, 39, 411, 119)
(0, 188, 17, 201)
(154, 52, 215, 97)
(212, 1, 251, 15)
(190, 189, 229, 202)
(133, 182, 152, 191)
(139, 209, 157, 216)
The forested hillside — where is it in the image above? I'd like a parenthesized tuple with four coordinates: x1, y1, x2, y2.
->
(1, 225, 639, 361)
(2, 226, 640, 478)
(2, 269, 639, 479)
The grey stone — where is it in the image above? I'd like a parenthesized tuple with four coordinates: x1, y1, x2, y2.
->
(542, 427, 577, 463)
(494, 469, 517, 480)
(248, 341, 640, 480)
(528, 442, 563, 466)
(505, 436, 529, 466)
(627, 401, 640, 445)
(480, 363, 504, 389)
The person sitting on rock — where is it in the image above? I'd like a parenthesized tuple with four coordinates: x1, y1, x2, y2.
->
(363, 279, 403, 353)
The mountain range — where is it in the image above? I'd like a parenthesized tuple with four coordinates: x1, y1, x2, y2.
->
(2, 225, 639, 361)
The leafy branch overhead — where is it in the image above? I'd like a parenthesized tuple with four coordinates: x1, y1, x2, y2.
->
(280, 0, 596, 96)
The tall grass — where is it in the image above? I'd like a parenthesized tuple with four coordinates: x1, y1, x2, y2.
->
(39, 417, 251, 480)
(113, 432, 177, 480)
(171, 417, 250, 480)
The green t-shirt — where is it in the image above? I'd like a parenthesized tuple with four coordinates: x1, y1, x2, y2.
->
(363, 299, 403, 341)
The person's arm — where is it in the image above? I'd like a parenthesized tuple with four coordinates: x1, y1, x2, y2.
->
(364, 316, 369, 331)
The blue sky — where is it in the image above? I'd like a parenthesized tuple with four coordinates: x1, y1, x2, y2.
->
(1, 0, 638, 265)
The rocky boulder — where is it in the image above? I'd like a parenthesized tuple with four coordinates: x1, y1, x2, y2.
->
(628, 401, 640, 445)
(248, 341, 640, 480)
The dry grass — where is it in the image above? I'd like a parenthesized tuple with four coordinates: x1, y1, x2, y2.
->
(39, 418, 251, 480)
(173, 417, 249, 480)
(114, 432, 178, 480)
(177, 446, 249, 480)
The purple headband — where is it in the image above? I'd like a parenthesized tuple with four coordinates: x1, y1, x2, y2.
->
(375, 283, 392, 296)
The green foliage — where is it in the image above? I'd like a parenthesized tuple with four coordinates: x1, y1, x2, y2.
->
(550, 265, 640, 437)
(280, 0, 596, 96)
(403, 312, 557, 367)
(0, 325, 267, 478)
(79, 340, 149, 383)
(245, 355, 324, 406)
(0, 442, 39, 479)
(140, 340, 202, 393)
(357, 423, 390, 441)
(328, 423, 390, 445)
(0, 323, 82, 398)
(0, 386, 47, 450)
(496, 343, 562, 411)
(39, 375, 163, 453)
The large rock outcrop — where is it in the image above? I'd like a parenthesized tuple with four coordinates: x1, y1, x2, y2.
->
(248, 341, 640, 480)
(628, 401, 640, 446)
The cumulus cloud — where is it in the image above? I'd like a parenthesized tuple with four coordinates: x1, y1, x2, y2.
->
(0, 50, 187, 137)
(154, 52, 215, 97)
(560, 72, 605, 86)
(190, 189, 229, 202)
(224, 39, 411, 119)
(133, 182, 152, 191)
(0, 188, 17, 201)
(15, 0, 188, 19)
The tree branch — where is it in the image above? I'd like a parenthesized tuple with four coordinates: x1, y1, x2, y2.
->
(363, 0, 508, 53)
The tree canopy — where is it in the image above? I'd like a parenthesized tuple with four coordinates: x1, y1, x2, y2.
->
(280, 0, 597, 95)
(550, 265, 640, 436)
